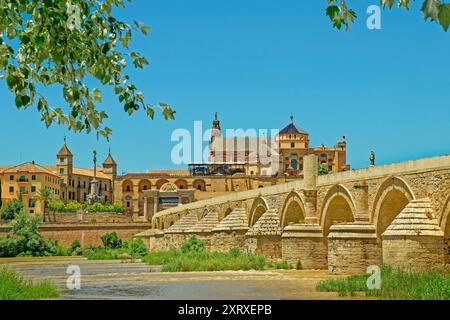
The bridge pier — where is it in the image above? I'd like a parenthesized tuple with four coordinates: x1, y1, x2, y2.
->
(327, 222, 381, 275)
(281, 224, 328, 269)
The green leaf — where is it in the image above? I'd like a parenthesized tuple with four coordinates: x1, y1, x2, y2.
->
(422, 0, 441, 21)
(438, 3, 450, 31)
(326, 5, 340, 20)
(15, 95, 23, 107)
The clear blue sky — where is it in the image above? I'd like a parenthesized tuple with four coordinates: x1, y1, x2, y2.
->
(1, 0, 449, 174)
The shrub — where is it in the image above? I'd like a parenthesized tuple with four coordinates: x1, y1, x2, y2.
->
(142, 238, 268, 272)
(265, 260, 293, 270)
(83, 247, 121, 260)
(0, 199, 24, 220)
(47, 201, 124, 214)
(180, 235, 205, 253)
(82, 202, 124, 213)
(5, 210, 52, 257)
(65, 201, 82, 213)
(126, 238, 148, 258)
(47, 200, 65, 213)
(296, 260, 303, 270)
(70, 240, 81, 253)
(101, 232, 122, 249)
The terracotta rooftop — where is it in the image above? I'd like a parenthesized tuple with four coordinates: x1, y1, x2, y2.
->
(43, 166, 110, 180)
(0, 162, 58, 177)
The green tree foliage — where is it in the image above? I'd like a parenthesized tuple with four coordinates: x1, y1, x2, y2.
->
(100, 231, 122, 249)
(326, 0, 450, 31)
(0, 210, 53, 257)
(0, 198, 24, 220)
(0, 0, 174, 139)
(47, 200, 124, 213)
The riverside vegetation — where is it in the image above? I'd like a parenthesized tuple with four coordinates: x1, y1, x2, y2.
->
(316, 265, 450, 300)
(142, 236, 296, 272)
(0, 268, 58, 300)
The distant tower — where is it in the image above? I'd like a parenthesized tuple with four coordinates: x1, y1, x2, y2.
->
(209, 112, 223, 163)
(102, 148, 117, 181)
(210, 112, 222, 143)
(56, 136, 73, 184)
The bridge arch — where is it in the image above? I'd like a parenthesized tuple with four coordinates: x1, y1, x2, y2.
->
(372, 176, 415, 239)
(320, 184, 356, 237)
(280, 191, 306, 228)
(249, 197, 269, 226)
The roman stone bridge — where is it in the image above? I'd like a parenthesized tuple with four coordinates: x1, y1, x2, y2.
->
(144, 154, 450, 274)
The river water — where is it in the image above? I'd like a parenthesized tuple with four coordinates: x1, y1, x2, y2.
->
(1, 258, 348, 300)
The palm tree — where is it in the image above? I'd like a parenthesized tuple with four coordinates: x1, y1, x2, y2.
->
(34, 188, 53, 223)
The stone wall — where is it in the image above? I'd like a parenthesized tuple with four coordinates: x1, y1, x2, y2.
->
(47, 212, 133, 224)
(245, 235, 282, 260)
(209, 231, 247, 252)
(0, 223, 151, 247)
(281, 237, 327, 269)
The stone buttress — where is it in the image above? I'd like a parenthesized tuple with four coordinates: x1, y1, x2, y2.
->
(245, 209, 282, 260)
(164, 211, 199, 248)
(187, 211, 220, 250)
(210, 208, 249, 252)
(382, 199, 445, 271)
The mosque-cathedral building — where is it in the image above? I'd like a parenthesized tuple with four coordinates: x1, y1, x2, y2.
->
(0, 114, 349, 220)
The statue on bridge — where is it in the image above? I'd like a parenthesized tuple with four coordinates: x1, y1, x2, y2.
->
(370, 151, 376, 167)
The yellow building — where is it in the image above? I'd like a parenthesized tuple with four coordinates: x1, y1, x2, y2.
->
(0, 140, 115, 214)
(0, 162, 61, 214)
